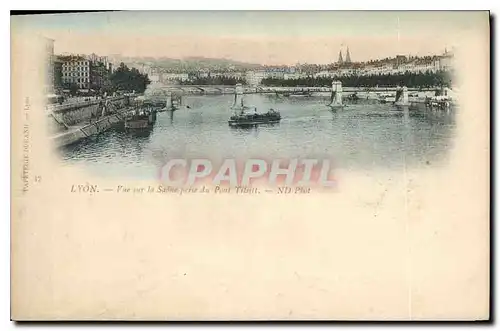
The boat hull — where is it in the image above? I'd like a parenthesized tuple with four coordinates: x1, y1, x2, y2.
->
(124, 112, 156, 130)
(125, 119, 151, 130)
(288, 94, 312, 98)
(228, 112, 281, 127)
(228, 119, 281, 127)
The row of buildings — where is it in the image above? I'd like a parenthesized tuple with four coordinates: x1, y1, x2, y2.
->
(146, 71, 190, 84)
(245, 49, 455, 85)
(43, 37, 115, 94)
(54, 53, 113, 91)
(144, 70, 246, 84)
(42, 36, 455, 90)
(134, 48, 455, 87)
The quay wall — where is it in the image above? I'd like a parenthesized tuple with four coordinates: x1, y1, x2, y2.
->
(52, 109, 130, 148)
(50, 96, 131, 127)
(48, 96, 135, 147)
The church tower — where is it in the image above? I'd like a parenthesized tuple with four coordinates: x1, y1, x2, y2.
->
(345, 46, 352, 63)
(337, 50, 343, 64)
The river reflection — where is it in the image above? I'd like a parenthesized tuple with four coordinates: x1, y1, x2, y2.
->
(59, 94, 457, 179)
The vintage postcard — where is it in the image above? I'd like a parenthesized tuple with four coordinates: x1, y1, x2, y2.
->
(11, 11, 490, 320)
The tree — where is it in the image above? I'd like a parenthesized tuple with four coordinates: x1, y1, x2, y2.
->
(261, 70, 452, 89)
(110, 62, 151, 93)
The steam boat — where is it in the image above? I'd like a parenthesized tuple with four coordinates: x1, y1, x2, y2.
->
(229, 84, 281, 127)
(425, 87, 455, 110)
(124, 107, 156, 130)
(228, 108, 281, 126)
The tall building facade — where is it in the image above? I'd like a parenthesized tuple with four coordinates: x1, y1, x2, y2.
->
(38, 36, 55, 93)
(57, 53, 111, 91)
(60, 55, 91, 89)
(53, 56, 63, 90)
(45, 38, 55, 93)
(90, 61, 110, 90)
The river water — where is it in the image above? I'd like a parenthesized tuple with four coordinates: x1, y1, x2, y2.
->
(59, 94, 457, 179)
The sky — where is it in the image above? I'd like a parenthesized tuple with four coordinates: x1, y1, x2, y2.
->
(12, 11, 488, 65)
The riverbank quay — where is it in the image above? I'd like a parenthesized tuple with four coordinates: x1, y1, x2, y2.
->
(51, 108, 136, 147)
(47, 95, 139, 147)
